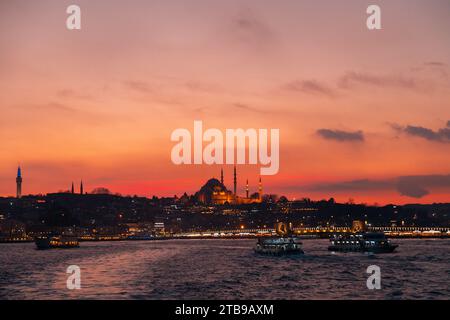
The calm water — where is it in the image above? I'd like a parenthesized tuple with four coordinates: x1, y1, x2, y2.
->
(0, 239, 449, 300)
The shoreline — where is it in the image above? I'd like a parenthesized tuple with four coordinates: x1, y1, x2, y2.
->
(1, 234, 449, 244)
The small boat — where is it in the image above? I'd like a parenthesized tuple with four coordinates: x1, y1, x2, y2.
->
(35, 235, 79, 250)
(328, 232, 397, 254)
(255, 236, 304, 255)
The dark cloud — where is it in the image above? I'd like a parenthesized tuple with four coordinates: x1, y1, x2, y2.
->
(394, 122, 450, 143)
(297, 174, 450, 199)
(404, 125, 441, 141)
(396, 180, 429, 198)
(317, 129, 364, 142)
(283, 80, 335, 97)
(338, 72, 417, 90)
(396, 175, 450, 198)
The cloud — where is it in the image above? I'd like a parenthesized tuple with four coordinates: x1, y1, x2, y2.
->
(307, 179, 390, 193)
(411, 62, 449, 79)
(9, 100, 131, 128)
(56, 89, 94, 101)
(396, 179, 429, 198)
(394, 121, 450, 143)
(232, 103, 262, 113)
(338, 71, 417, 90)
(123, 80, 153, 94)
(298, 174, 450, 199)
(228, 8, 275, 49)
(185, 81, 220, 94)
(424, 61, 446, 67)
(396, 175, 450, 198)
(405, 125, 441, 141)
(283, 80, 335, 97)
(317, 129, 364, 142)
(15, 102, 78, 113)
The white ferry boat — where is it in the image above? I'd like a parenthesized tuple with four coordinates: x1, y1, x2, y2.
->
(254, 222, 304, 255)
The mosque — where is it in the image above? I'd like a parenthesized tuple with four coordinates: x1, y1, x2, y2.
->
(195, 167, 263, 205)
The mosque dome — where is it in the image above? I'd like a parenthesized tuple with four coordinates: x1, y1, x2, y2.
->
(195, 178, 229, 204)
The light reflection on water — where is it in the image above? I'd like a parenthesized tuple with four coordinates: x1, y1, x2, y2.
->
(0, 239, 448, 300)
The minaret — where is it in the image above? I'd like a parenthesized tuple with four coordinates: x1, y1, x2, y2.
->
(233, 166, 237, 195)
(220, 168, 224, 185)
(71, 182, 74, 194)
(246, 179, 249, 198)
(80, 180, 84, 195)
(258, 177, 263, 200)
(16, 166, 22, 199)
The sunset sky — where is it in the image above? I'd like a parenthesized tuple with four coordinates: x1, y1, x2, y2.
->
(1, 0, 449, 204)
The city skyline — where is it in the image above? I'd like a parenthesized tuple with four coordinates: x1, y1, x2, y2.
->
(1, 0, 450, 204)
(3, 164, 450, 206)
(7, 165, 265, 200)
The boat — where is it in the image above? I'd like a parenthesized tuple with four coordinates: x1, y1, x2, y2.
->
(127, 234, 155, 240)
(255, 236, 304, 255)
(328, 232, 398, 253)
(254, 222, 304, 255)
(35, 235, 79, 250)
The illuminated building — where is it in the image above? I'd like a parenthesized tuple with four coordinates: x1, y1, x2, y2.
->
(352, 220, 366, 232)
(195, 168, 263, 205)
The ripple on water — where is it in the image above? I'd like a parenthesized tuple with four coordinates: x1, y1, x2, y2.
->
(0, 239, 449, 299)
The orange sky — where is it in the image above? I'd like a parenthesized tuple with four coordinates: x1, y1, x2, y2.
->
(1, 0, 449, 204)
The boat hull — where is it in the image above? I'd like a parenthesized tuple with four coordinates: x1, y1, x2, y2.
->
(35, 237, 79, 250)
(328, 244, 398, 253)
(328, 245, 398, 253)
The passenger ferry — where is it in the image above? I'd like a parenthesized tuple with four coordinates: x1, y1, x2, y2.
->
(254, 222, 304, 255)
(35, 235, 79, 250)
(255, 236, 304, 255)
(328, 232, 398, 253)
